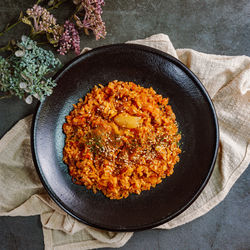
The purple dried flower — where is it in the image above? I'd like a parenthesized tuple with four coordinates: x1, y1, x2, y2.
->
(74, 0, 106, 40)
(58, 21, 80, 55)
(26, 4, 62, 44)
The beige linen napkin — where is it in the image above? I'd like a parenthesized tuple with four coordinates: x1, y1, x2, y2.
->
(0, 34, 249, 249)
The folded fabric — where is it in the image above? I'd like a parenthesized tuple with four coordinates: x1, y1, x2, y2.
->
(0, 34, 249, 250)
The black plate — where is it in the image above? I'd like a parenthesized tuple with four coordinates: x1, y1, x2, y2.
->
(32, 44, 219, 231)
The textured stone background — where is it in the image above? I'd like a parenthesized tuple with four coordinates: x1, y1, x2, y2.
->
(0, 0, 249, 249)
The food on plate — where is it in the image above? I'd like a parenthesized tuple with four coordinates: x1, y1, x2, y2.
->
(63, 80, 181, 199)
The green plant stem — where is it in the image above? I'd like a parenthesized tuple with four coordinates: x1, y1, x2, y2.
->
(0, 0, 68, 38)
(48, 0, 69, 11)
(0, 41, 14, 53)
(0, 94, 12, 100)
(0, 44, 10, 52)
(37, 41, 49, 45)
(30, 30, 43, 39)
(0, 20, 22, 37)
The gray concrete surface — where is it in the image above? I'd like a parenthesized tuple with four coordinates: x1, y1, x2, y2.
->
(0, 0, 249, 249)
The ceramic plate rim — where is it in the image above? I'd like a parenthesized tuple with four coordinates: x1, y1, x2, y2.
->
(31, 43, 219, 231)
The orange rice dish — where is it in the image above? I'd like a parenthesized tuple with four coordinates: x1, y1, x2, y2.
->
(63, 80, 181, 199)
